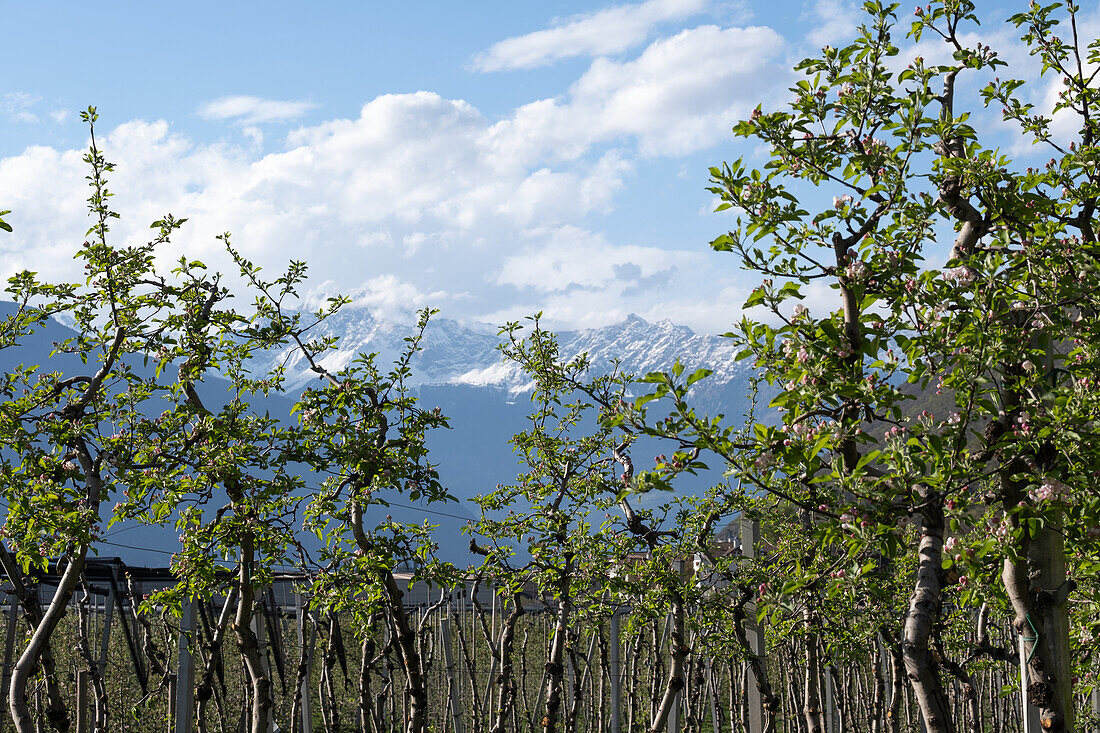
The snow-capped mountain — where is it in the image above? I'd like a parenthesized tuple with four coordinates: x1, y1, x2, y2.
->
(262, 307, 753, 408)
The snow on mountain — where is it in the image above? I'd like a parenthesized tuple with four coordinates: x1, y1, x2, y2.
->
(259, 307, 750, 399)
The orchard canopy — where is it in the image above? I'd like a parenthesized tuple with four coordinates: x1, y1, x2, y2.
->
(0, 2, 1098, 733)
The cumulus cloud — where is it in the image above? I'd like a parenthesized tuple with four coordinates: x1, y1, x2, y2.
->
(487, 24, 788, 158)
(0, 19, 771, 334)
(494, 226, 689, 292)
(345, 274, 450, 322)
(470, 0, 710, 72)
(197, 95, 318, 125)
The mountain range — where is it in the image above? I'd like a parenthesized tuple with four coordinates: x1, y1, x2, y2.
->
(260, 307, 756, 410)
(2, 304, 758, 565)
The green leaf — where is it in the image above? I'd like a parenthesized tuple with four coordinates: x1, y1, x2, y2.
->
(686, 368, 712, 387)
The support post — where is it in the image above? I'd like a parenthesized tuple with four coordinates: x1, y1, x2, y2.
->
(110, 566, 147, 693)
(98, 583, 116, 677)
(440, 614, 465, 733)
(707, 658, 719, 733)
(75, 669, 89, 733)
(296, 602, 316, 733)
(0, 592, 19, 733)
(742, 515, 766, 733)
(173, 597, 195, 733)
(1092, 674, 1100, 733)
(1019, 633, 1041, 733)
(824, 666, 837, 733)
(609, 610, 621, 733)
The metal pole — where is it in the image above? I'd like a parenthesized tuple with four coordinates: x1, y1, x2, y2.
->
(173, 597, 196, 733)
(109, 567, 147, 693)
(1019, 633, 1041, 733)
(609, 611, 621, 733)
(824, 666, 837, 733)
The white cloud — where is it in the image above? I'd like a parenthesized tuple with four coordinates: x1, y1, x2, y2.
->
(0, 96, 647, 328)
(346, 274, 449, 322)
(0, 26, 765, 335)
(197, 95, 318, 125)
(487, 24, 788, 159)
(471, 0, 710, 72)
(803, 0, 860, 49)
(2, 93, 41, 123)
(494, 226, 688, 292)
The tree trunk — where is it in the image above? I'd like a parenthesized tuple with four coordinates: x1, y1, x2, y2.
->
(648, 595, 686, 733)
(0, 544, 70, 733)
(491, 594, 524, 733)
(381, 572, 429, 733)
(9, 551, 82, 733)
(197, 586, 239, 733)
(542, 553, 574, 733)
(233, 540, 274, 733)
(802, 616, 824, 733)
(902, 484, 954, 733)
(1002, 506, 1073, 731)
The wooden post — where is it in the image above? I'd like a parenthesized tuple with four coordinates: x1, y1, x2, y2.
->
(167, 676, 176, 733)
(483, 586, 497, 733)
(173, 597, 196, 733)
(378, 618, 390, 729)
(742, 515, 767, 733)
(75, 669, 89, 733)
(440, 614, 465, 733)
(609, 610, 621, 733)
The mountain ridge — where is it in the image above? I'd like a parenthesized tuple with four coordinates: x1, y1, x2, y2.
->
(260, 307, 752, 402)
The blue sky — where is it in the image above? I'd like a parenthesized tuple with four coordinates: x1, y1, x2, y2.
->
(0, 0, 1083, 333)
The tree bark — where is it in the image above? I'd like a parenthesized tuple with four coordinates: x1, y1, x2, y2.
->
(491, 594, 524, 733)
(541, 552, 574, 733)
(902, 484, 954, 733)
(233, 539, 274, 733)
(0, 544, 69, 733)
(8, 552, 81, 733)
(1002, 497, 1074, 731)
(648, 594, 687, 733)
(802, 614, 824, 733)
